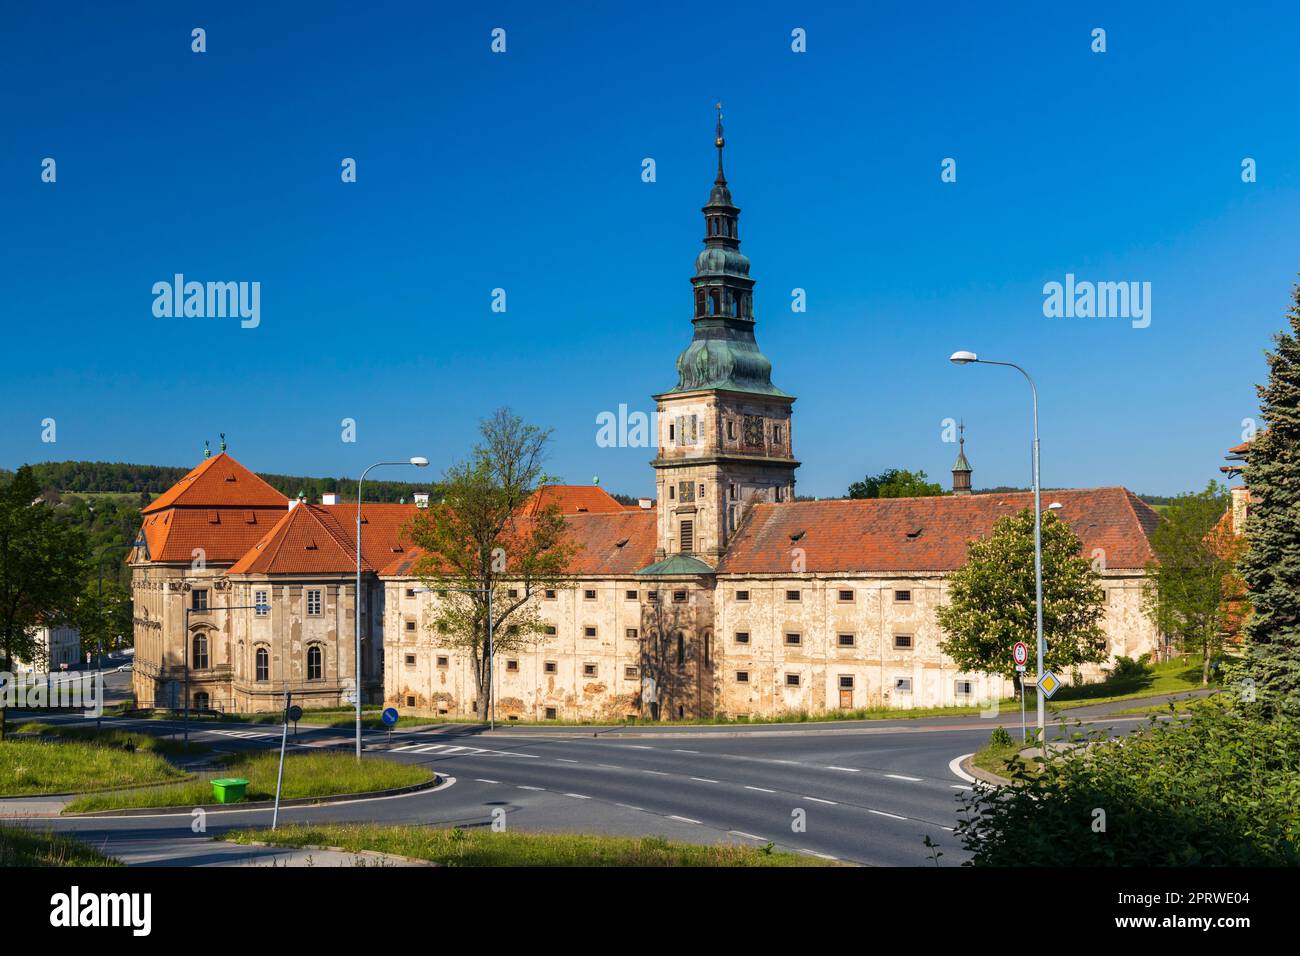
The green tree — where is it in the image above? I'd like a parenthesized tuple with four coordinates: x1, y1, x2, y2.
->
(936, 509, 1107, 682)
(848, 468, 944, 499)
(406, 410, 577, 720)
(1140, 482, 1237, 685)
(1238, 286, 1300, 714)
(0, 467, 87, 739)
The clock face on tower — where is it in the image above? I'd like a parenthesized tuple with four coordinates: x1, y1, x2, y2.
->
(742, 414, 764, 449)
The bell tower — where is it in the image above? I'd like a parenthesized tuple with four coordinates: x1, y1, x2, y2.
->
(651, 105, 799, 564)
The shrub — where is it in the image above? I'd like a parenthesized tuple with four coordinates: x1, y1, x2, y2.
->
(1108, 653, 1153, 683)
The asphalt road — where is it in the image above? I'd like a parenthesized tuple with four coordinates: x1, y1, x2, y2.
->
(2, 683, 1201, 866)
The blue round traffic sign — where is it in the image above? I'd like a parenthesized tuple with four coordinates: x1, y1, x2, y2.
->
(381, 707, 399, 727)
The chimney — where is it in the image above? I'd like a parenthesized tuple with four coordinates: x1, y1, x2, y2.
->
(414, 492, 430, 509)
(638, 497, 653, 510)
(321, 492, 339, 506)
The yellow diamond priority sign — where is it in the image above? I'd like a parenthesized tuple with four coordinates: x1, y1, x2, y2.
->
(1038, 670, 1061, 699)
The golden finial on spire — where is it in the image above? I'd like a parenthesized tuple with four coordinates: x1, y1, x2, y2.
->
(715, 101, 725, 148)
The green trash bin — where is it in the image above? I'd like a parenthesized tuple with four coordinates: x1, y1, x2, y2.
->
(211, 778, 249, 804)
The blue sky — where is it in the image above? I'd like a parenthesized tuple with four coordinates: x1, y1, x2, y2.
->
(3, 1, 1297, 499)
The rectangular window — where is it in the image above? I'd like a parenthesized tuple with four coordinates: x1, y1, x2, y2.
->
(838, 589, 854, 602)
(895, 678, 913, 693)
(405, 588, 416, 598)
(306, 589, 322, 615)
(955, 680, 974, 696)
(735, 631, 750, 644)
(774, 423, 784, 443)
(647, 591, 659, 603)
(786, 589, 800, 602)
(544, 625, 557, 636)
(406, 695, 416, 708)
(894, 589, 912, 603)
(583, 626, 597, 638)
(436, 656, 449, 668)
(894, 634, 913, 649)
(785, 673, 801, 687)
(679, 519, 694, 553)
(192, 589, 208, 612)
(673, 590, 687, 603)
(583, 663, 598, 677)
(404, 654, 416, 666)
(736, 589, 749, 602)
(506, 660, 519, 672)
(625, 627, 638, 639)
(254, 590, 268, 616)
(545, 589, 557, 600)
(544, 661, 557, 674)
(404, 620, 416, 631)
(508, 588, 519, 599)
(545, 707, 558, 720)
(839, 675, 854, 689)
(736, 671, 750, 683)
(727, 421, 736, 441)
(785, 632, 802, 646)
(775, 486, 786, 502)
(625, 590, 637, 600)
(624, 665, 639, 680)
(584, 589, 597, 600)
(837, 633, 855, 647)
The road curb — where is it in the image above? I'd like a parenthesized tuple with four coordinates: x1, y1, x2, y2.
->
(221, 838, 439, 867)
(61, 774, 443, 818)
(959, 756, 1012, 787)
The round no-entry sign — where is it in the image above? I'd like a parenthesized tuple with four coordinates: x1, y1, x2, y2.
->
(1013, 642, 1029, 667)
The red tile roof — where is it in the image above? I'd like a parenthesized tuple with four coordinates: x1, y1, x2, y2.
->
(715, 488, 1159, 574)
(138, 505, 285, 564)
(524, 485, 630, 515)
(229, 502, 420, 575)
(142, 453, 287, 514)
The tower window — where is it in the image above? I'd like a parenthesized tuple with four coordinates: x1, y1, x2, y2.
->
(774, 424, 784, 443)
(679, 519, 694, 553)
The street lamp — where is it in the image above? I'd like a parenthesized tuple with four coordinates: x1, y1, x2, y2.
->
(355, 457, 429, 759)
(949, 350, 1047, 753)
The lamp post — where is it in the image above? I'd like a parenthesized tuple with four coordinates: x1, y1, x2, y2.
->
(355, 458, 429, 760)
(950, 350, 1047, 754)
(182, 599, 269, 748)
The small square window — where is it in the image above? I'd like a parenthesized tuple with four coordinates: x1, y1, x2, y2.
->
(839, 675, 854, 689)
(506, 660, 519, 672)
(673, 590, 687, 603)
(545, 589, 557, 600)
(625, 627, 639, 639)
(584, 589, 597, 600)
(545, 707, 558, 719)
(583, 626, 597, 638)
(405, 588, 416, 598)
(404, 620, 416, 631)
(647, 591, 659, 603)
(544, 661, 557, 674)
(785, 673, 801, 687)
(406, 695, 416, 707)
(785, 632, 802, 646)
(624, 665, 639, 679)
(545, 625, 557, 636)
(436, 655, 449, 668)
(955, 680, 974, 696)
(583, 663, 598, 677)
(736, 590, 750, 602)
(786, 589, 800, 602)
(838, 589, 854, 602)
(735, 631, 750, 644)
(837, 633, 855, 647)
(894, 589, 912, 603)
(894, 634, 913, 649)
(736, 670, 750, 683)
(404, 654, 416, 666)
(625, 590, 637, 600)
(508, 588, 519, 599)
(895, 678, 913, 693)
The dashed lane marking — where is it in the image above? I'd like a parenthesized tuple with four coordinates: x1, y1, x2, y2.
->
(804, 796, 837, 805)
(744, 785, 775, 793)
(564, 793, 591, 800)
(672, 749, 700, 754)
(517, 785, 544, 791)
(885, 774, 924, 782)
(668, 815, 702, 825)
(826, 766, 860, 773)
(729, 830, 767, 841)
(689, 777, 719, 784)
(951, 784, 974, 792)
(868, 809, 907, 821)
(615, 803, 644, 812)
(475, 779, 499, 784)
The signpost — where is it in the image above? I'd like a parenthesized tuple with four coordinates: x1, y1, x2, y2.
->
(272, 691, 294, 831)
(1013, 643, 1029, 742)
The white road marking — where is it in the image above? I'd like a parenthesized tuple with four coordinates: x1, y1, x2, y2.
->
(770, 759, 800, 765)
(668, 815, 702, 825)
(868, 809, 907, 820)
(615, 803, 644, 812)
(729, 830, 767, 841)
(517, 785, 544, 791)
(804, 796, 837, 805)
(689, 777, 719, 784)
(949, 754, 978, 784)
(624, 745, 653, 750)
(799, 849, 838, 861)
(745, 785, 775, 793)
(557, 758, 579, 763)
(564, 793, 590, 800)
(597, 764, 621, 770)
(475, 779, 499, 784)
(826, 766, 859, 772)
(642, 769, 668, 776)
(885, 774, 924, 782)
(672, 749, 700, 754)
(390, 744, 423, 752)
(951, 784, 974, 791)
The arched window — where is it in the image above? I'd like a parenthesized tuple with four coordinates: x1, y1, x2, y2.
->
(307, 645, 323, 681)
(193, 691, 209, 711)
(192, 633, 209, 670)
(255, 647, 269, 682)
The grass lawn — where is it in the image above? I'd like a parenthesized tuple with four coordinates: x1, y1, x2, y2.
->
(64, 751, 432, 812)
(0, 739, 187, 797)
(225, 823, 839, 867)
(1046, 656, 1216, 712)
(969, 730, 1032, 779)
(234, 706, 388, 729)
(0, 825, 121, 867)
(14, 721, 210, 756)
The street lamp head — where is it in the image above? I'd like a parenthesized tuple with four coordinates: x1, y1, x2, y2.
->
(1048, 502, 1062, 510)
(409, 457, 430, 467)
(949, 350, 978, 365)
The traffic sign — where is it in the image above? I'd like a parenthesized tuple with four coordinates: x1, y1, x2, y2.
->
(1013, 642, 1029, 667)
(1038, 670, 1061, 698)
(287, 705, 303, 722)
(1015, 664, 1026, 673)
(381, 707, 399, 727)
